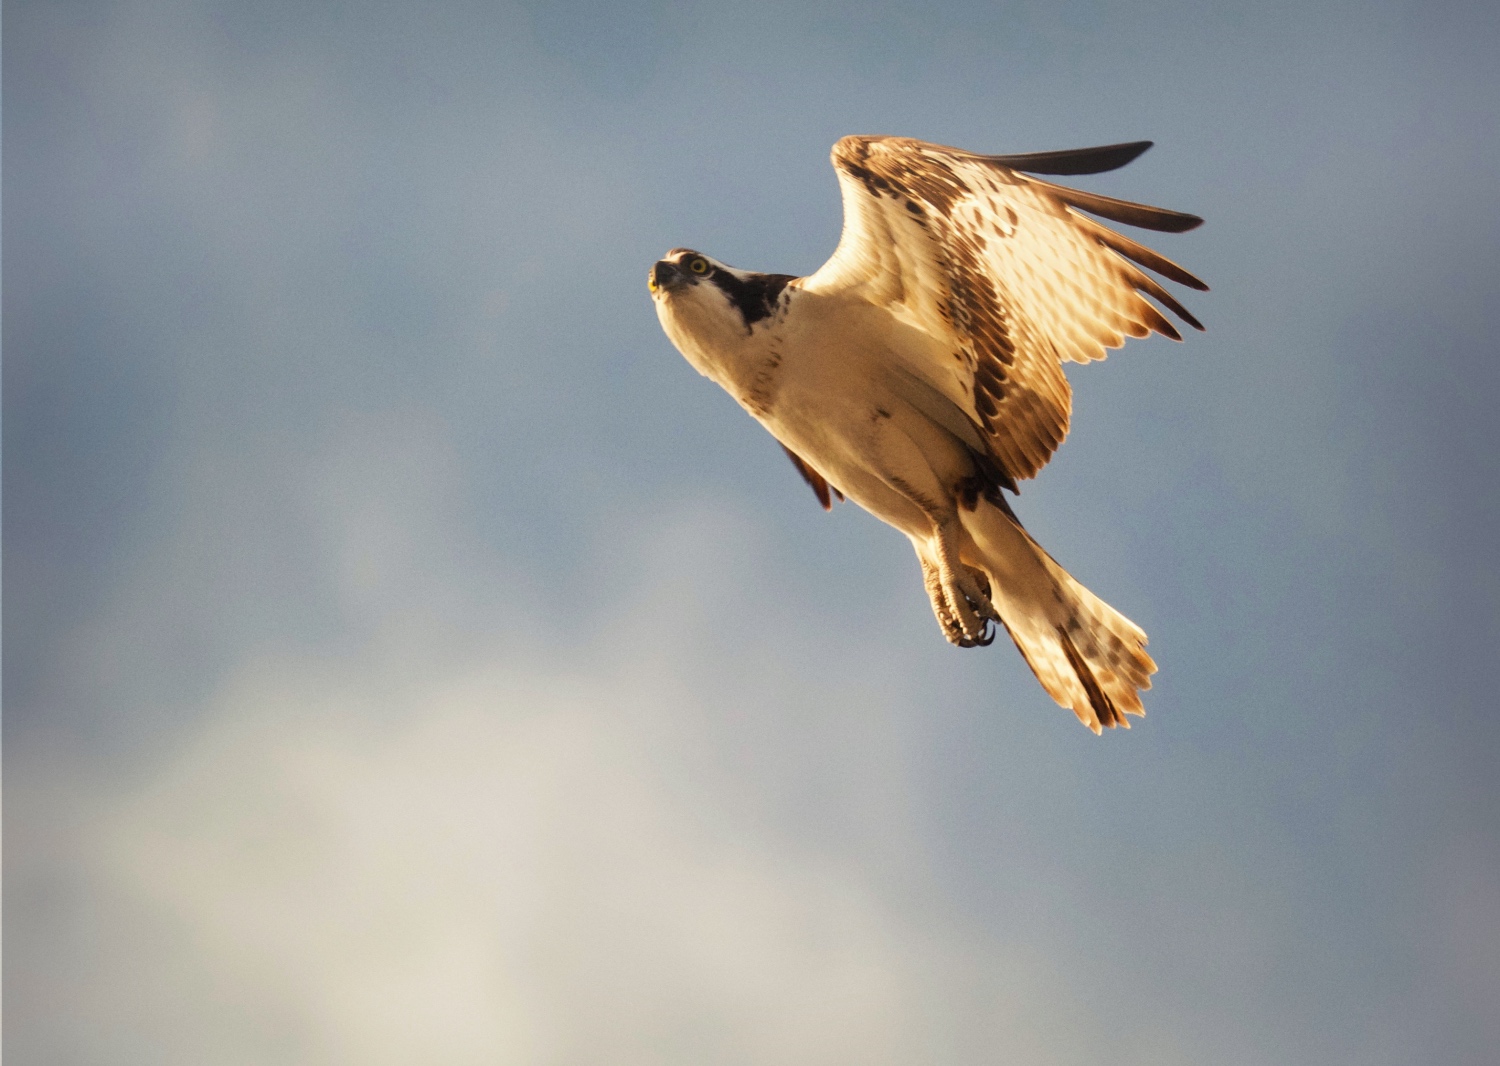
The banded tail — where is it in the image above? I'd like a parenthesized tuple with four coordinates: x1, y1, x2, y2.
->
(961, 500, 1156, 733)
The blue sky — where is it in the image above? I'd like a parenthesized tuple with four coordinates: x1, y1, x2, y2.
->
(7, 1, 1499, 1063)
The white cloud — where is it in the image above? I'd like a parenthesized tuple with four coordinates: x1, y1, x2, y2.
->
(3, 402, 1119, 1064)
(92, 653, 926, 1065)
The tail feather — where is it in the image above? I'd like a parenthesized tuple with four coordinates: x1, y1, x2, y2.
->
(962, 501, 1156, 733)
(1056, 624, 1124, 729)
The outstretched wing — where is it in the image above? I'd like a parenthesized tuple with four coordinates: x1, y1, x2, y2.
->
(802, 135, 1206, 484)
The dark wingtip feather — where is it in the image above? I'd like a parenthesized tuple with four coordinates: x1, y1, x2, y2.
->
(1129, 270, 1206, 332)
(1138, 302, 1184, 341)
(985, 141, 1153, 176)
(1164, 298, 1206, 332)
(1162, 212, 1205, 233)
(1084, 220, 1210, 291)
(1035, 178, 1205, 233)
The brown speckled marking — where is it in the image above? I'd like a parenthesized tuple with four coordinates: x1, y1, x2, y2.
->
(1058, 623, 1121, 728)
(832, 136, 1079, 495)
(830, 134, 1203, 495)
(744, 344, 783, 417)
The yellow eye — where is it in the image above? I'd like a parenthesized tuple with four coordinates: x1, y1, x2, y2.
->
(690, 257, 710, 275)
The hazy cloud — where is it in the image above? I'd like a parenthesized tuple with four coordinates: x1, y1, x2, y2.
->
(8, 1, 1499, 1063)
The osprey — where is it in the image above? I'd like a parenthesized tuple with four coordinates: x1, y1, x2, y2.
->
(650, 136, 1206, 733)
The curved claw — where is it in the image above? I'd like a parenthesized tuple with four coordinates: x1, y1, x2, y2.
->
(953, 618, 997, 648)
(944, 612, 997, 648)
(922, 555, 999, 649)
(954, 570, 999, 645)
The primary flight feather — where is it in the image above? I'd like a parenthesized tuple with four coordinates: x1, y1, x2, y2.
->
(650, 136, 1206, 733)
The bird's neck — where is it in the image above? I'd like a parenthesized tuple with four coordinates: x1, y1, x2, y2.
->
(659, 302, 787, 415)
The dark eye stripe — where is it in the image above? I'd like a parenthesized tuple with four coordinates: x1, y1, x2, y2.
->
(708, 270, 797, 327)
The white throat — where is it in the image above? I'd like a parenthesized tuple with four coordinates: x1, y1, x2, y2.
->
(653, 282, 781, 399)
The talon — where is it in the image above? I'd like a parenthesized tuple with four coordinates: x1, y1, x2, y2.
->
(938, 605, 984, 649)
(952, 615, 996, 648)
(922, 552, 999, 649)
(960, 566, 998, 624)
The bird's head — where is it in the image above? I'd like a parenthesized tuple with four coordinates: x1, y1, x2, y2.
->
(648, 248, 721, 298)
(649, 249, 797, 364)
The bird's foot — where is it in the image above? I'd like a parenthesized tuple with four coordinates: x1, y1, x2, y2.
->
(926, 561, 998, 648)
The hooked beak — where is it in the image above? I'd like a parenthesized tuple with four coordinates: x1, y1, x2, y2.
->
(649, 259, 681, 295)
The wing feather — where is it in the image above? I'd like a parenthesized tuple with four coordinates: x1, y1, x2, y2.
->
(1028, 176, 1205, 233)
(781, 444, 843, 510)
(982, 140, 1153, 176)
(1068, 213, 1209, 292)
(804, 135, 1206, 483)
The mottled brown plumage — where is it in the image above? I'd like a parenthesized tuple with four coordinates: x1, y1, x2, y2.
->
(650, 136, 1205, 732)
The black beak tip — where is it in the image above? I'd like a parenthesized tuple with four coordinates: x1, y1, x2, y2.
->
(650, 259, 677, 293)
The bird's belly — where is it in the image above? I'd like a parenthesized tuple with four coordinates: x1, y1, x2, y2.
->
(748, 297, 977, 540)
(758, 388, 947, 541)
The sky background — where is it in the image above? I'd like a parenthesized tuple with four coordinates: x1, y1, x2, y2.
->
(6, 1, 1499, 1063)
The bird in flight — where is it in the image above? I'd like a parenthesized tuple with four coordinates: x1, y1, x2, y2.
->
(649, 136, 1206, 732)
